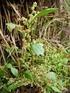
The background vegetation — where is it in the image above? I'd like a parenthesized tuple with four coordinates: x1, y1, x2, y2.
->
(0, 0, 70, 93)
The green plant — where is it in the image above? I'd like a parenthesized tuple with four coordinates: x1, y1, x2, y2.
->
(0, 2, 70, 93)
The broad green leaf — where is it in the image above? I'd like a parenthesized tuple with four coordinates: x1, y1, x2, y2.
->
(51, 86, 61, 93)
(24, 70, 33, 80)
(5, 63, 12, 69)
(47, 72, 57, 81)
(11, 67, 18, 77)
(6, 23, 16, 32)
(5, 63, 18, 77)
(36, 8, 57, 18)
(31, 43, 44, 56)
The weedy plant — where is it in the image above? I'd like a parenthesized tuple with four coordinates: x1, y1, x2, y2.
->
(0, 2, 70, 93)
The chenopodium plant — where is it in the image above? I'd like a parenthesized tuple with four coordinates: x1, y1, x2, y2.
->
(0, 2, 63, 93)
(0, 39, 69, 93)
(27, 2, 57, 28)
(30, 40, 69, 93)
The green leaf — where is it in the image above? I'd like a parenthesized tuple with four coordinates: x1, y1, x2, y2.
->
(31, 43, 44, 56)
(5, 63, 18, 77)
(5, 63, 12, 69)
(51, 86, 61, 93)
(47, 72, 57, 81)
(11, 67, 18, 77)
(0, 69, 4, 77)
(24, 70, 33, 80)
(6, 23, 16, 32)
(36, 8, 57, 18)
(30, 8, 57, 26)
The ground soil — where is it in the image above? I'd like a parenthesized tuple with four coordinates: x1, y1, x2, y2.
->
(13, 84, 42, 93)
(13, 85, 70, 93)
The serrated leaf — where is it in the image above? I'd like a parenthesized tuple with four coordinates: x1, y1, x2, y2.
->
(47, 72, 57, 81)
(6, 23, 16, 32)
(31, 43, 44, 56)
(11, 67, 18, 77)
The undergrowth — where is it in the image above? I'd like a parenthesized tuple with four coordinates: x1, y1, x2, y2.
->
(0, 1, 70, 93)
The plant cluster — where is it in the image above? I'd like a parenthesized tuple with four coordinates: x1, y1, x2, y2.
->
(0, 1, 70, 93)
